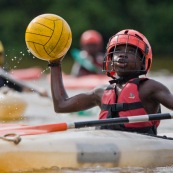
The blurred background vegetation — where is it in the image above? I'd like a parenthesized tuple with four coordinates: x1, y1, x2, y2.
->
(0, 0, 173, 74)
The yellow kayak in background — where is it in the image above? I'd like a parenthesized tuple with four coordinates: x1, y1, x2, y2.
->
(0, 90, 27, 121)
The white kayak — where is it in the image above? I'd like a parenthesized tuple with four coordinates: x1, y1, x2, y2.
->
(0, 91, 27, 121)
(0, 129, 173, 172)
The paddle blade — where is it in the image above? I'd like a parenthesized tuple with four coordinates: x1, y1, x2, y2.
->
(0, 123, 68, 136)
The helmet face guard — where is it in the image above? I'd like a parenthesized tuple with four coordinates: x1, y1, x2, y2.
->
(103, 29, 152, 77)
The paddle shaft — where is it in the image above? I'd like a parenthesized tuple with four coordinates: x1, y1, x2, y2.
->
(0, 68, 49, 98)
(71, 112, 173, 129)
(1, 112, 173, 136)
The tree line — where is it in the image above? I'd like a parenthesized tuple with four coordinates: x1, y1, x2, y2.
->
(0, 0, 172, 67)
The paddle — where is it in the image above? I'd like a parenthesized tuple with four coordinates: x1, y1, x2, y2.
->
(0, 112, 173, 136)
(0, 68, 50, 98)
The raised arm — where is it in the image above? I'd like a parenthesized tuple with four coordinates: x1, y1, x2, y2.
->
(49, 59, 104, 113)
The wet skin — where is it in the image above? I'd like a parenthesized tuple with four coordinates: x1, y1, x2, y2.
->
(50, 45, 173, 115)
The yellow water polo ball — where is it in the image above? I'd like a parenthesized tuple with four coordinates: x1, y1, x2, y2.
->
(25, 14, 72, 61)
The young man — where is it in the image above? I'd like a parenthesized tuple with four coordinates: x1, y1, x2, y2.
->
(48, 29, 173, 135)
(71, 30, 104, 76)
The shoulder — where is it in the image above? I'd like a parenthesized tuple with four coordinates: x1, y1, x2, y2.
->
(91, 84, 109, 105)
(93, 84, 109, 95)
(139, 78, 170, 92)
(141, 78, 164, 86)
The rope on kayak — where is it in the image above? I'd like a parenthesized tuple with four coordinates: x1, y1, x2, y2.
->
(0, 133, 21, 144)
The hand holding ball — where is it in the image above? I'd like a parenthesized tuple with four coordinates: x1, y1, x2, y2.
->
(25, 14, 72, 61)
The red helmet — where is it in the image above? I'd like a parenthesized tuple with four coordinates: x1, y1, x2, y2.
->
(80, 30, 103, 45)
(103, 29, 152, 77)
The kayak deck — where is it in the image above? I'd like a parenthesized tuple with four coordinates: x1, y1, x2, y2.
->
(0, 129, 173, 172)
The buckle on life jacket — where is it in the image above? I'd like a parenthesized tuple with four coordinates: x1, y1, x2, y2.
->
(111, 103, 126, 111)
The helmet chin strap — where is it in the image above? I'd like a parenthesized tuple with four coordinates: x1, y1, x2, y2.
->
(107, 72, 116, 79)
(106, 58, 147, 84)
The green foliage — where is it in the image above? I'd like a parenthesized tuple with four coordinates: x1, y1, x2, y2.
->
(0, 0, 173, 72)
